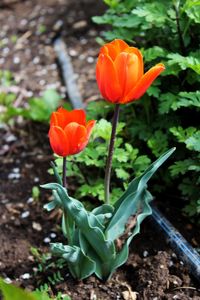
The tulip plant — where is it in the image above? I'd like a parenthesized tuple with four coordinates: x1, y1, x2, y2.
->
(41, 39, 175, 280)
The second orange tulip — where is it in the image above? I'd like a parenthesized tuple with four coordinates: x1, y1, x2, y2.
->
(96, 39, 165, 104)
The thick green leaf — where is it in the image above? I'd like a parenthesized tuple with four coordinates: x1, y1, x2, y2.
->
(51, 243, 95, 280)
(106, 148, 176, 240)
(41, 184, 116, 264)
(43, 190, 62, 211)
(92, 204, 114, 224)
(0, 278, 51, 300)
(108, 189, 153, 278)
(50, 161, 62, 185)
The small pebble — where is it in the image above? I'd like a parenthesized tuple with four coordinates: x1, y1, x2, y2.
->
(8, 173, 21, 179)
(13, 56, 20, 64)
(0, 58, 5, 64)
(2, 199, 9, 204)
(33, 56, 40, 64)
(79, 54, 86, 60)
(5, 134, 17, 143)
(69, 49, 78, 57)
(13, 168, 20, 173)
(21, 273, 31, 280)
(169, 260, 174, 267)
(53, 20, 63, 31)
(50, 232, 56, 238)
(44, 237, 51, 243)
(80, 38, 87, 45)
(39, 79, 46, 86)
(27, 198, 34, 204)
(32, 222, 42, 231)
(88, 29, 97, 37)
(4, 277, 12, 284)
(160, 264, 164, 269)
(73, 20, 87, 30)
(143, 250, 149, 257)
(21, 211, 30, 219)
(50, 63, 57, 70)
(20, 19, 28, 26)
(87, 56, 94, 63)
(2, 47, 10, 55)
(27, 91, 33, 97)
(34, 177, 39, 183)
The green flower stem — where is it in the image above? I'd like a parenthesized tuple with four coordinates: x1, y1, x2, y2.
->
(105, 103, 120, 204)
(62, 157, 67, 188)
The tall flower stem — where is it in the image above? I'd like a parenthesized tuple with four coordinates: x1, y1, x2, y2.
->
(105, 103, 120, 204)
(62, 157, 67, 188)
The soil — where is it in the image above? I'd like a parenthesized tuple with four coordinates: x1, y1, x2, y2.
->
(0, 1, 200, 300)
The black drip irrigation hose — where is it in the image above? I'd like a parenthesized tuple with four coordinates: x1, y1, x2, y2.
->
(54, 37, 200, 283)
(152, 205, 200, 283)
(54, 38, 84, 109)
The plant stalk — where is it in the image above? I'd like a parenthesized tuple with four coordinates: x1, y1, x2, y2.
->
(104, 103, 120, 204)
(62, 157, 67, 188)
(174, 3, 186, 55)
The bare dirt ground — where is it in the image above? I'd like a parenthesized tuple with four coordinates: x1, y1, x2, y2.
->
(0, 0, 200, 299)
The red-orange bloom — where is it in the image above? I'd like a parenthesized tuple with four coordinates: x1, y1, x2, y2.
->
(96, 39, 165, 104)
(49, 107, 95, 157)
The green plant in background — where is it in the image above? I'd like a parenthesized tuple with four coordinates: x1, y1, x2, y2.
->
(93, 0, 200, 218)
(52, 116, 151, 205)
(0, 70, 62, 124)
(30, 247, 66, 287)
(0, 88, 62, 123)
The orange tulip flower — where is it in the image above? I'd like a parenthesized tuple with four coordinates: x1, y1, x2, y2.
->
(96, 39, 165, 104)
(49, 107, 95, 157)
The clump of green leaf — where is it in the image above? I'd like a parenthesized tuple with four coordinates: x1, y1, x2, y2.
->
(0, 71, 63, 124)
(0, 277, 71, 300)
(92, 0, 200, 218)
(30, 247, 66, 287)
(51, 117, 151, 205)
(0, 88, 62, 123)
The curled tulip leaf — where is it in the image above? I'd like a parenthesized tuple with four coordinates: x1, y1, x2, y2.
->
(51, 243, 96, 280)
(42, 147, 175, 280)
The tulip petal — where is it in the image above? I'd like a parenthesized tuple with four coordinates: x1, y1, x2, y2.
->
(123, 63, 165, 103)
(96, 54, 122, 103)
(49, 126, 69, 157)
(86, 120, 96, 138)
(100, 39, 129, 61)
(124, 47, 144, 78)
(50, 107, 86, 129)
(114, 52, 142, 99)
(64, 122, 87, 155)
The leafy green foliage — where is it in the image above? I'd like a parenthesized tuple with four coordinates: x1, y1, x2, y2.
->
(42, 148, 174, 280)
(0, 74, 62, 123)
(51, 118, 151, 204)
(30, 247, 66, 288)
(93, 0, 200, 218)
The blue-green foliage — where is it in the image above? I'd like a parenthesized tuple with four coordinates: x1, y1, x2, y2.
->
(43, 148, 175, 280)
(93, 0, 200, 218)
